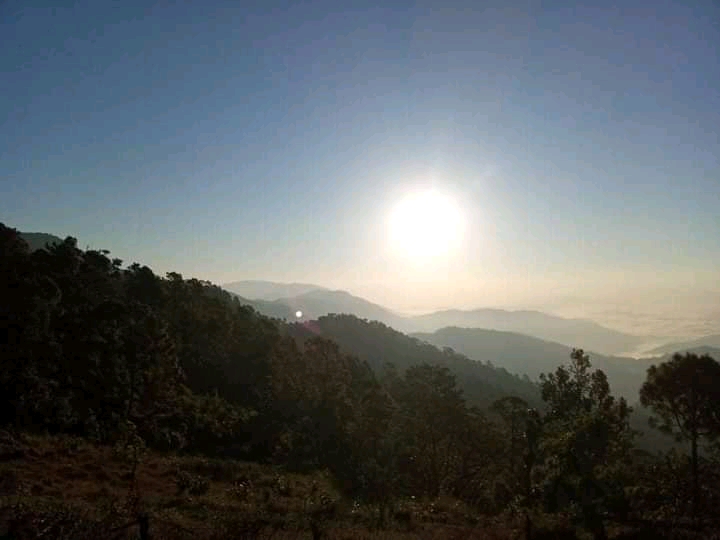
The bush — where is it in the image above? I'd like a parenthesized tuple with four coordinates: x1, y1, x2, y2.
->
(3, 500, 123, 540)
(176, 470, 210, 496)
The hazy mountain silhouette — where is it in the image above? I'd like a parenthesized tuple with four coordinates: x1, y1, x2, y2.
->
(222, 283, 645, 355)
(223, 280, 327, 300)
(223, 288, 404, 327)
(275, 289, 406, 327)
(18, 231, 63, 251)
(645, 335, 720, 356)
(413, 326, 650, 400)
(234, 296, 298, 321)
(405, 308, 644, 356)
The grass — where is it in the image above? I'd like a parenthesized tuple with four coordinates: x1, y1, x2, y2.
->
(1, 432, 705, 539)
(0, 432, 527, 539)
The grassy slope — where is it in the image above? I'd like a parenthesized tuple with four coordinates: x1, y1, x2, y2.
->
(0, 433, 518, 540)
(0, 434, 705, 539)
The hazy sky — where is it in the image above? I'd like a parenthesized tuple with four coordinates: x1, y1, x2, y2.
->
(2, 0, 719, 314)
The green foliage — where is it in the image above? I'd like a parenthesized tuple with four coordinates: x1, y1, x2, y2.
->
(640, 352, 720, 443)
(538, 349, 635, 538)
(391, 364, 468, 498)
(640, 352, 720, 518)
(293, 314, 542, 407)
(490, 396, 536, 501)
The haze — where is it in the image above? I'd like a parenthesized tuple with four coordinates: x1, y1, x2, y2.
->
(2, 0, 718, 337)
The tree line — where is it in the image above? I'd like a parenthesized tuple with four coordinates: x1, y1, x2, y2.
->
(2, 222, 720, 538)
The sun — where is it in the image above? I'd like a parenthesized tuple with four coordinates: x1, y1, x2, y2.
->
(387, 189, 464, 261)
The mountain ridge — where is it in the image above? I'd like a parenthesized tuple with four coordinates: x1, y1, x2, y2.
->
(286, 314, 543, 408)
(412, 326, 649, 400)
(222, 282, 644, 356)
(405, 307, 644, 355)
(222, 280, 327, 301)
(645, 335, 720, 356)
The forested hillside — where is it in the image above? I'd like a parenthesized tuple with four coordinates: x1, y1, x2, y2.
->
(3, 222, 720, 539)
(287, 315, 542, 407)
(413, 327, 649, 401)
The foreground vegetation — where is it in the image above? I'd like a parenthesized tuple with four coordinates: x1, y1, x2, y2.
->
(0, 432, 546, 539)
(3, 223, 720, 539)
(1, 433, 716, 540)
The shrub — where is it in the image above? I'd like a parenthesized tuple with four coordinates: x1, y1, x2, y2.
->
(175, 470, 210, 496)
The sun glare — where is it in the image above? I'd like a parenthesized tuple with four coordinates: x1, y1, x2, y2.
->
(388, 189, 464, 261)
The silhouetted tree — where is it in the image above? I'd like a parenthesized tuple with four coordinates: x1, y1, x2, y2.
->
(393, 364, 467, 497)
(539, 349, 634, 540)
(640, 352, 720, 519)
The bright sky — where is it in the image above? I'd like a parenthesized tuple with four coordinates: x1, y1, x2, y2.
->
(1, 0, 719, 317)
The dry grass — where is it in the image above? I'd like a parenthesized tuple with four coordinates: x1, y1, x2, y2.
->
(6, 433, 696, 540)
(0, 433, 711, 539)
(0, 433, 527, 539)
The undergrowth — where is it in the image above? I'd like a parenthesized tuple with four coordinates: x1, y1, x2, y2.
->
(0, 433, 710, 539)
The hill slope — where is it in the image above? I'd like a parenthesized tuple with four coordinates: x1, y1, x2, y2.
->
(226, 289, 405, 327)
(645, 335, 720, 356)
(276, 289, 405, 326)
(287, 314, 542, 407)
(412, 326, 650, 401)
(405, 309, 644, 356)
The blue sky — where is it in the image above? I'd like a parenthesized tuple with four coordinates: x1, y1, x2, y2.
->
(1, 0, 718, 314)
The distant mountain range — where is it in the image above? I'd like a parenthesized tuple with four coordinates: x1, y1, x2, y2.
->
(276, 288, 406, 325)
(412, 326, 650, 401)
(224, 281, 408, 328)
(222, 280, 645, 356)
(228, 281, 719, 400)
(404, 308, 644, 355)
(223, 280, 328, 301)
(645, 335, 720, 356)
